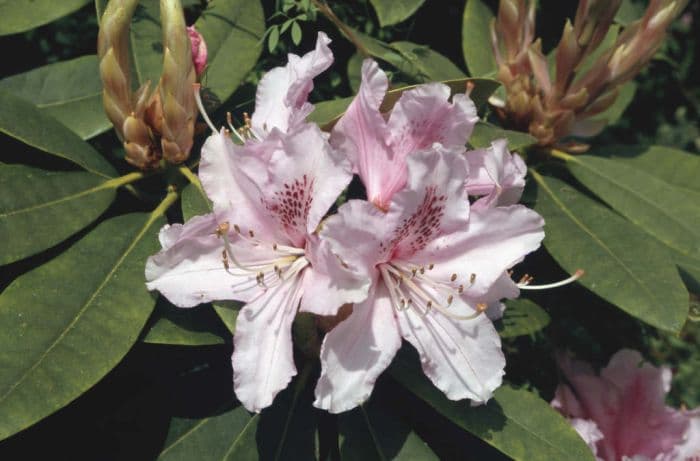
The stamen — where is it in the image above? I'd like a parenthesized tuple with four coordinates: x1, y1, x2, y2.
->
(518, 269, 584, 290)
(193, 83, 217, 133)
(215, 221, 230, 238)
(469, 273, 476, 285)
(450, 273, 457, 282)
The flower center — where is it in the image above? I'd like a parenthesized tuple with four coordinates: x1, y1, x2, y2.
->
(378, 261, 486, 320)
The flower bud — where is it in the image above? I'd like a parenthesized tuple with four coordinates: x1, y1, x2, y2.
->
(187, 25, 208, 77)
(158, 0, 197, 164)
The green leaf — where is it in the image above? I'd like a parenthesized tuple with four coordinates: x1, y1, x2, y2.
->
(268, 26, 280, 53)
(291, 21, 302, 46)
(565, 153, 700, 262)
(390, 350, 596, 461)
(469, 121, 537, 151)
(0, 56, 110, 140)
(0, 164, 118, 266)
(0, 90, 116, 178)
(462, 0, 497, 77)
(339, 402, 437, 460)
(142, 300, 231, 346)
(0, 211, 167, 440)
(196, 0, 265, 105)
(615, 0, 644, 25)
(498, 298, 550, 338)
(389, 41, 465, 82)
(588, 145, 700, 195)
(0, 0, 91, 36)
(308, 78, 499, 129)
(531, 171, 688, 332)
(159, 404, 259, 461)
(563, 152, 700, 290)
(130, 0, 163, 87)
(347, 52, 364, 92)
(181, 182, 212, 221)
(369, 0, 425, 27)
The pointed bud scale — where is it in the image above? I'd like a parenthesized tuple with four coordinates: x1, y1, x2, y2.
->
(158, 0, 197, 164)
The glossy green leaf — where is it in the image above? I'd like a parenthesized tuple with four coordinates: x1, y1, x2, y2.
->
(142, 300, 230, 346)
(159, 404, 259, 461)
(0, 164, 119, 265)
(462, 0, 497, 77)
(531, 171, 688, 332)
(0, 211, 167, 440)
(195, 0, 265, 106)
(0, 0, 91, 36)
(130, 0, 163, 87)
(0, 56, 110, 140)
(566, 154, 700, 261)
(498, 298, 550, 338)
(309, 78, 499, 129)
(390, 350, 595, 461)
(347, 52, 364, 92)
(564, 152, 700, 290)
(181, 181, 212, 221)
(469, 121, 537, 151)
(369, 0, 425, 27)
(158, 366, 316, 460)
(389, 41, 465, 82)
(339, 402, 437, 460)
(588, 145, 700, 194)
(0, 90, 116, 178)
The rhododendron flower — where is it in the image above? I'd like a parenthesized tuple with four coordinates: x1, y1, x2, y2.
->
(331, 59, 478, 210)
(552, 349, 700, 461)
(465, 139, 527, 209)
(145, 35, 368, 412)
(187, 25, 207, 77)
(313, 147, 545, 413)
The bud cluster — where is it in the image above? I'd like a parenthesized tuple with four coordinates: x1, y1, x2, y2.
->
(98, 0, 205, 169)
(490, 0, 687, 151)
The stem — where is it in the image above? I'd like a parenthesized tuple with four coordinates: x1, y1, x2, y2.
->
(147, 186, 179, 226)
(101, 171, 146, 189)
(178, 165, 205, 194)
(548, 148, 576, 162)
(311, 0, 370, 57)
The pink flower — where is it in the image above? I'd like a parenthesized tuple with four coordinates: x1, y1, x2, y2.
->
(465, 139, 527, 209)
(313, 146, 545, 413)
(552, 349, 700, 461)
(187, 25, 207, 77)
(146, 36, 368, 412)
(331, 59, 478, 210)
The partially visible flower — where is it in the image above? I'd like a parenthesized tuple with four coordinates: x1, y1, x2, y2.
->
(313, 147, 545, 413)
(330, 59, 478, 210)
(187, 25, 207, 77)
(552, 349, 700, 461)
(465, 139, 527, 210)
(146, 36, 368, 413)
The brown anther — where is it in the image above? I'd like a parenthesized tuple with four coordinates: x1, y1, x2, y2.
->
(428, 263, 434, 270)
(419, 267, 425, 275)
(447, 295, 454, 305)
(458, 285, 464, 294)
(450, 273, 458, 282)
(411, 268, 417, 277)
(476, 302, 488, 312)
(215, 221, 230, 238)
(426, 300, 433, 308)
(248, 230, 255, 238)
(466, 80, 475, 96)
(470, 273, 476, 285)
(272, 243, 278, 251)
(233, 224, 241, 234)
(221, 249, 229, 270)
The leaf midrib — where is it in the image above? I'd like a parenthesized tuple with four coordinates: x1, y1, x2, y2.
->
(572, 157, 699, 256)
(0, 179, 111, 219)
(534, 171, 663, 310)
(0, 214, 155, 406)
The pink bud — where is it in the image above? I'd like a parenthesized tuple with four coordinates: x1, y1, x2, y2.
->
(187, 25, 208, 77)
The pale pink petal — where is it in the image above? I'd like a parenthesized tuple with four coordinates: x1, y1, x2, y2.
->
(388, 146, 471, 259)
(145, 214, 273, 306)
(675, 410, 700, 461)
(252, 32, 333, 135)
(199, 130, 286, 243)
(232, 272, 305, 412)
(256, 123, 352, 246)
(299, 236, 371, 316)
(314, 282, 402, 413)
(396, 294, 505, 403)
(569, 418, 604, 459)
(387, 83, 477, 158)
(330, 59, 396, 209)
(479, 273, 519, 320)
(409, 205, 544, 299)
(466, 140, 527, 209)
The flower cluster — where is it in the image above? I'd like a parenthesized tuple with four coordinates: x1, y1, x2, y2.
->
(552, 349, 700, 461)
(145, 33, 545, 413)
